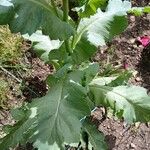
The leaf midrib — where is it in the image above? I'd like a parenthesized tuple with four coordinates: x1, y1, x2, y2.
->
(49, 83, 64, 136)
(73, 11, 112, 48)
(84, 126, 97, 149)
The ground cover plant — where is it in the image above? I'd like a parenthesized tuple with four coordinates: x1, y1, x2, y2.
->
(0, 25, 23, 64)
(0, 0, 150, 149)
(0, 25, 25, 109)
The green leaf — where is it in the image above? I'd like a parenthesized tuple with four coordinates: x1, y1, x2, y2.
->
(53, 63, 72, 79)
(47, 62, 99, 110)
(0, 75, 91, 150)
(129, 6, 150, 16)
(107, 15, 128, 40)
(31, 81, 91, 149)
(48, 43, 68, 63)
(69, 63, 99, 86)
(77, 0, 87, 6)
(47, 62, 99, 88)
(129, 7, 144, 16)
(89, 83, 150, 123)
(2, 125, 13, 135)
(90, 71, 132, 87)
(80, 63, 99, 85)
(23, 31, 62, 62)
(0, 0, 14, 24)
(73, 0, 131, 47)
(11, 107, 27, 121)
(0, 0, 74, 40)
(144, 6, 150, 13)
(86, 0, 107, 12)
(90, 77, 117, 86)
(71, 37, 97, 64)
(108, 71, 132, 87)
(81, 118, 107, 150)
(0, 108, 37, 149)
(77, 0, 107, 18)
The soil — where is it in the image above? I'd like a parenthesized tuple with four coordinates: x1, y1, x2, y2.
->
(0, 0, 150, 150)
(92, 108, 150, 150)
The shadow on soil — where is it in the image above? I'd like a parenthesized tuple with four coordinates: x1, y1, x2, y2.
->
(138, 44, 150, 92)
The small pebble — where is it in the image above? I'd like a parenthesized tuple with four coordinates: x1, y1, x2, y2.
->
(147, 14, 150, 20)
(133, 44, 137, 48)
(139, 45, 144, 49)
(135, 122, 140, 128)
(130, 143, 136, 149)
(130, 16, 135, 22)
(130, 38, 135, 44)
(135, 77, 142, 82)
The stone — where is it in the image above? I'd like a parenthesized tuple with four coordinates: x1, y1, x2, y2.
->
(130, 143, 136, 149)
(135, 77, 142, 82)
(130, 16, 135, 22)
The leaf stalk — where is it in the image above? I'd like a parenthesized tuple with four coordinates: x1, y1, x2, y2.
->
(63, 0, 72, 54)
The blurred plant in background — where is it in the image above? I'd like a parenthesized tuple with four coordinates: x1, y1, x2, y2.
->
(0, 26, 23, 64)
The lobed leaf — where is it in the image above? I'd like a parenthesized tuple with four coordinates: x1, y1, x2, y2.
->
(81, 118, 107, 150)
(107, 71, 132, 87)
(89, 82, 150, 123)
(0, 0, 75, 40)
(90, 71, 132, 87)
(23, 31, 62, 62)
(31, 80, 91, 149)
(0, 64, 100, 149)
(76, 0, 107, 18)
(0, 107, 37, 149)
(48, 43, 68, 64)
(71, 37, 97, 64)
(72, 0, 131, 48)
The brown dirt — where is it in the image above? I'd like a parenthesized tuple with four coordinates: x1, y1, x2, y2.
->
(92, 108, 150, 150)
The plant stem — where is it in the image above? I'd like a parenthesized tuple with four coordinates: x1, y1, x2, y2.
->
(64, 40, 72, 54)
(0, 65, 39, 97)
(51, 0, 59, 18)
(1, 64, 31, 69)
(63, 0, 69, 22)
(63, 0, 72, 54)
(0, 65, 22, 83)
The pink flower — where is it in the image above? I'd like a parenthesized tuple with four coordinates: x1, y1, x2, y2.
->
(137, 36, 150, 47)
